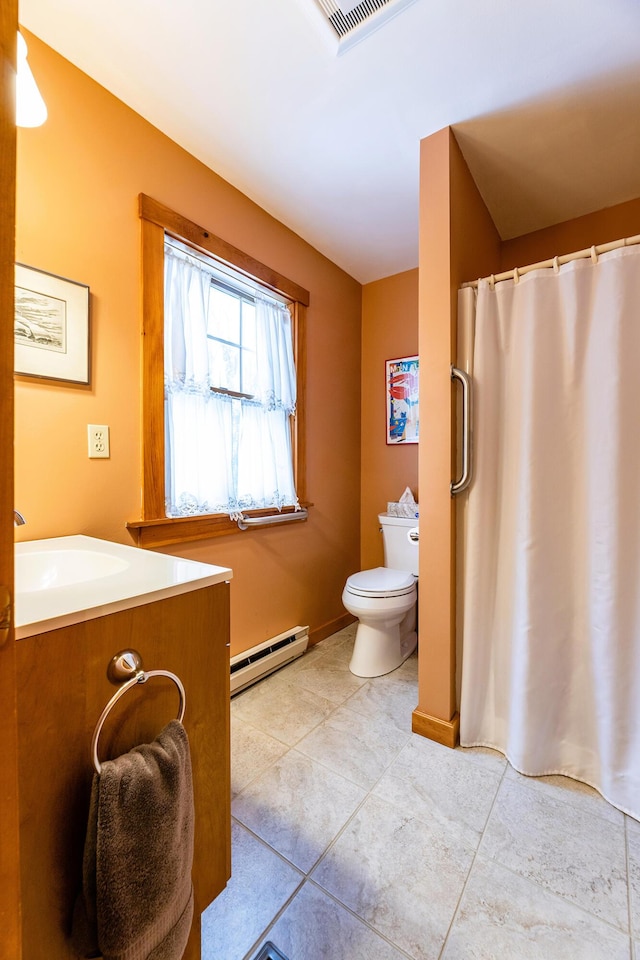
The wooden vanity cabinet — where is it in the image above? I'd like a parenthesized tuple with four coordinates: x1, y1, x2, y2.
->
(16, 581, 231, 960)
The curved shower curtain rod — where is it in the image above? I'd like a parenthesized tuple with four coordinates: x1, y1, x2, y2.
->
(462, 231, 640, 290)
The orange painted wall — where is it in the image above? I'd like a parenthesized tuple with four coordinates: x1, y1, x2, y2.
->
(14, 32, 362, 657)
(501, 196, 640, 271)
(416, 128, 501, 731)
(360, 269, 418, 571)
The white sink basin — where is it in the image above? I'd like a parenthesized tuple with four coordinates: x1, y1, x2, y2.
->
(15, 548, 129, 593)
(14, 535, 232, 639)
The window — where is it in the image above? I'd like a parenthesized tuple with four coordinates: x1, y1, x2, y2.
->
(164, 241, 298, 518)
(129, 195, 309, 547)
(207, 281, 257, 400)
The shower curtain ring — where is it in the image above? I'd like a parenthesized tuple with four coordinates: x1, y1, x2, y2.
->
(591, 245, 598, 264)
(553, 256, 560, 274)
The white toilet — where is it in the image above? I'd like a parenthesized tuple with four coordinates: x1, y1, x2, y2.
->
(342, 513, 419, 678)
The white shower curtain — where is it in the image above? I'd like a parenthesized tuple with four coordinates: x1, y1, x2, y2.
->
(459, 244, 640, 821)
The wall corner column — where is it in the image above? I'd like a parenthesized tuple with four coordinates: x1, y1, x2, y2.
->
(414, 128, 501, 748)
(414, 128, 458, 746)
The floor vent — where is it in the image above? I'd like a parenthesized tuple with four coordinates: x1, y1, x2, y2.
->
(252, 943, 290, 960)
(314, 0, 416, 49)
(230, 625, 309, 695)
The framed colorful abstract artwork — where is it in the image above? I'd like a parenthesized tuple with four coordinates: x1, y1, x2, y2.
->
(386, 355, 419, 444)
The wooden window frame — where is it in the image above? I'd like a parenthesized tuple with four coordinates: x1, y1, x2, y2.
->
(127, 195, 309, 548)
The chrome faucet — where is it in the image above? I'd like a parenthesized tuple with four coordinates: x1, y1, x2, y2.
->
(13, 511, 26, 526)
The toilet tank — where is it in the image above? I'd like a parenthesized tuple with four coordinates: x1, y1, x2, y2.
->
(379, 514, 419, 575)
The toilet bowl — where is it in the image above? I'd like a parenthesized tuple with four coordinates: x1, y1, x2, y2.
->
(342, 514, 418, 678)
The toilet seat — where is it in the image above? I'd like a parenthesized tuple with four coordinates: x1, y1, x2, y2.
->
(345, 566, 415, 599)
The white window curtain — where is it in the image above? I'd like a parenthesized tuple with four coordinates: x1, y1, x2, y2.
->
(459, 244, 640, 821)
(164, 245, 299, 517)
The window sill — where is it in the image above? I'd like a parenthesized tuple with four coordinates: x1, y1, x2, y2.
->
(127, 504, 311, 549)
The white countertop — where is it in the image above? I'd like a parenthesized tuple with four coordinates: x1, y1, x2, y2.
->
(15, 535, 232, 640)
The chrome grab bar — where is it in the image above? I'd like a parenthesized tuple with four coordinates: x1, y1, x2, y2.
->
(451, 365, 473, 496)
(236, 507, 308, 531)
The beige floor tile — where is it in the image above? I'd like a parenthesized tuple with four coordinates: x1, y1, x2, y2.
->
(504, 763, 625, 825)
(480, 777, 629, 930)
(231, 715, 289, 797)
(314, 623, 357, 653)
(442, 856, 631, 960)
(394, 650, 418, 680)
(232, 676, 336, 746)
(627, 817, 640, 938)
(374, 734, 502, 845)
(225, 626, 635, 958)
(344, 672, 418, 732)
(312, 794, 475, 960)
(257, 881, 408, 960)
(232, 749, 366, 873)
(292, 652, 368, 704)
(455, 744, 508, 776)
(317, 636, 354, 663)
(296, 701, 411, 789)
(202, 820, 303, 960)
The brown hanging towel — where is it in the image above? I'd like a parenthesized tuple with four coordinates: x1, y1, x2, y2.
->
(72, 719, 195, 960)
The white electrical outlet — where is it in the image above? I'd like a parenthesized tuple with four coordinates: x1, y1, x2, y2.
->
(88, 424, 110, 459)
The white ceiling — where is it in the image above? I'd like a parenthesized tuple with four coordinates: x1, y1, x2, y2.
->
(18, 0, 640, 283)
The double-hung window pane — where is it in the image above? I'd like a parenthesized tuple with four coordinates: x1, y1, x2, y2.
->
(207, 285, 256, 398)
(164, 242, 299, 518)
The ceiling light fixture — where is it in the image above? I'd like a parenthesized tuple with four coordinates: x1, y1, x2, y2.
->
(16, 32, 47, 128)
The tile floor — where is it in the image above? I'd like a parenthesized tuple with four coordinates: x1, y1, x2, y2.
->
(202, 624, 640, 960)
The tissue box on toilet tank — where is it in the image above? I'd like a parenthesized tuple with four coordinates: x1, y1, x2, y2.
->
(387, 501, 419, 519)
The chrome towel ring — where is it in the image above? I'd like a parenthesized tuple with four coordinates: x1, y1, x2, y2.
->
(91, 648, 186, 775)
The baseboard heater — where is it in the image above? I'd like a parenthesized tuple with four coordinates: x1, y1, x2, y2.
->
(230, 625, 309, 695)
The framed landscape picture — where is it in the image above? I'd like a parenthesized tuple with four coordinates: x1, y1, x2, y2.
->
(15, 263, 90, 384)
(386, 355, 419, 444)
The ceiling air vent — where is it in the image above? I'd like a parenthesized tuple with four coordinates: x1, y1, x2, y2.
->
(314, 0, 417, 50)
